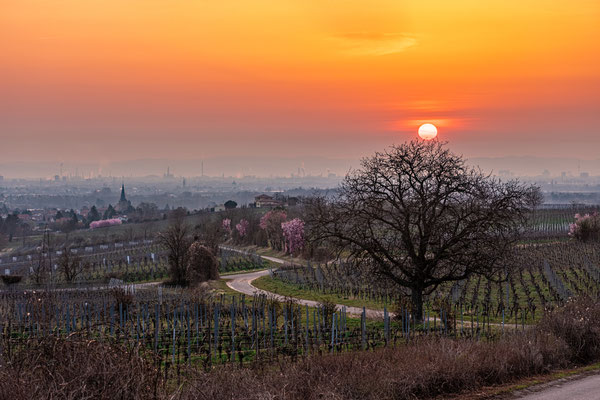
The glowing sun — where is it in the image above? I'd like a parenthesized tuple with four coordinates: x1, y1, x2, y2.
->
(418, 123, 438, 140)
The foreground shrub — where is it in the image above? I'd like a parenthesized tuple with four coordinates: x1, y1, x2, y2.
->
(0, 337, 163, 400)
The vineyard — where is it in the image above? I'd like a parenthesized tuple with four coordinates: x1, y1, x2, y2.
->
(271, 241, 600, 325)
(0, 243, 266, 286)
(0, 283, 508, 378)
(527, 205, 599, 238)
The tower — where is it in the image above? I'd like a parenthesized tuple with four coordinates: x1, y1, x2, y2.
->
(116, 183, 131, 213)
(119, 183, 127, 203)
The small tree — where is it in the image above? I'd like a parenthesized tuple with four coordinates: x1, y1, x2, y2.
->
(224, 200, 238, 210)
(58, 248, 88, 283)
(158, 215, 192, 285)
(259, 210, 287, 251)
(196, 219, 226, 254)
(86, 206, 101, 226)
(282, 218, 305, 256)
(103, 205, 117, 220)
(222, 218, 232, 234)
(235, 219, 249, 239)
(0, 233, 7, 252)
(187, 242, 219, 284)
(306, 140, 541, 321)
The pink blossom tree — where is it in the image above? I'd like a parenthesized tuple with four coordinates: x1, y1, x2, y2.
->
(222, 218, 232, 232)
(89, 218, 122, 229)
(569, 212, 600, 242)
(236, 219, 249, 238)
(259, 210, 287, 250)
(282, 218, 305, 255)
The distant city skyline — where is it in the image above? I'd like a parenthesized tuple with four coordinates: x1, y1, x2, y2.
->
(3, 155, 600, 180)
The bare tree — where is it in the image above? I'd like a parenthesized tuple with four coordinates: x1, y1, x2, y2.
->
(58, 247, 88, 283)
(194, 218, 226, 255)
(158, 215, 192, 285)
(0, 233, 7, 252)
(31, 228, 54, 285)
(306, 140, 541, 321)
(187, 242, 219, 284)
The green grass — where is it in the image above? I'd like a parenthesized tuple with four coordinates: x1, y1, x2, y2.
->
(220, 267, 268, 276)
(252, 275, 387, 310)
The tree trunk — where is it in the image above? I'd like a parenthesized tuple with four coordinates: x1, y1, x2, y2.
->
(411, 287, 424, 323)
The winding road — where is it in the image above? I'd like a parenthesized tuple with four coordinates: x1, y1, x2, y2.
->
(222, 254, 388, 318)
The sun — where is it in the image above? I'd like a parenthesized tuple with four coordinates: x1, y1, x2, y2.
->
(418, 123, 438, 140)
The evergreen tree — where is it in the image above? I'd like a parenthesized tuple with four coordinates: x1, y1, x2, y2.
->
(87, 205, 100, 224)
(103, 204, 116, 219)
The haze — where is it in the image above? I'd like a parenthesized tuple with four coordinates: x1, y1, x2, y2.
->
(2, 0, 600, 176)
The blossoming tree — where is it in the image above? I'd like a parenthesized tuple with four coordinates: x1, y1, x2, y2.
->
(259, 210, 287, 250)
(569, 212, 600, 242)
(89, 218, 122, 229)
(282, 218, 305, 255)
(236, 219, 249, 238)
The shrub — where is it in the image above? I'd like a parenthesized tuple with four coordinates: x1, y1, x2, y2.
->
(111, 287, 134, 308)
(318, 298, 338, 325)
(1, 275, 22, 286)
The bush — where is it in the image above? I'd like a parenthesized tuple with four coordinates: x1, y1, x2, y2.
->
(1, 275, 22, 286)
(111, 287, 134, 308)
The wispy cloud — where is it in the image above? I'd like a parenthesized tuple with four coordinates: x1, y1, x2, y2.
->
(332, 32, 417, 56)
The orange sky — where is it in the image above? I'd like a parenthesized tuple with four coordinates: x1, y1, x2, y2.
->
(1, 0, 599, 167)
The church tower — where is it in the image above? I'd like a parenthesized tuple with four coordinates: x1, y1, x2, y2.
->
(116, 183, 131, 212)
(119, 183, 127, 203)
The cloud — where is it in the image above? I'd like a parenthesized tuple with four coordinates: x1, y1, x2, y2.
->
(332, 32, 417, 56)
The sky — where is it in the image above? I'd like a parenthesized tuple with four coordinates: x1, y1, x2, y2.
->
(1, 0, 599, 175)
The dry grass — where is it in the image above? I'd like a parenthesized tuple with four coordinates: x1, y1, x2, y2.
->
(0, 337, 163, 400)
(176, 333, 568, 400)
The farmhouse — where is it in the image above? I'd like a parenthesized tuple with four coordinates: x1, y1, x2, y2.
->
(254, 194, 283, 208)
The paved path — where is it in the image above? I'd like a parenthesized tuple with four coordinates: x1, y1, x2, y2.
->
(223, 263, 387, 318)
(515, 373, 600, 400)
